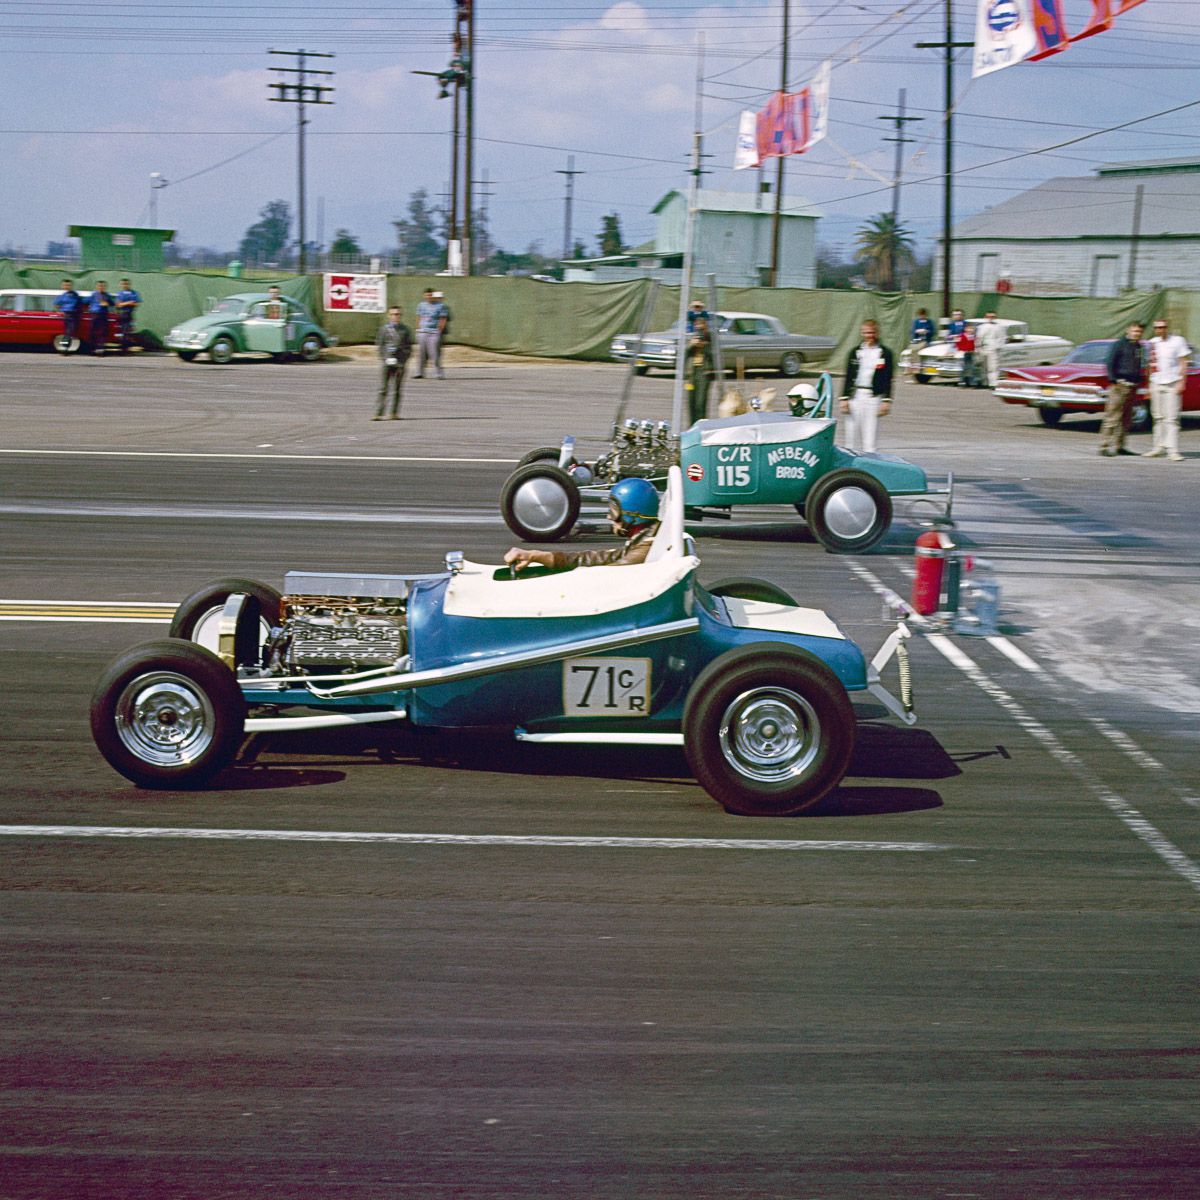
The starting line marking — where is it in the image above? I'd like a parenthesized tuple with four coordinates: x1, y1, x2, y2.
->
(0, 825, 951, 853)
(0, 448, 515, 465)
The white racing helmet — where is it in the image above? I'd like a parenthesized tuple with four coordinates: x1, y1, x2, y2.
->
(787, 381, 821, 415)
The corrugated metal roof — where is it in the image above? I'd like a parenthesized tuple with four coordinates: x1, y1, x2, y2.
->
(953, 171, 1200, 240)
(652, 189, 821, 218)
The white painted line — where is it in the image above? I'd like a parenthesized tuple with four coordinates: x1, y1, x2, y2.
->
(0, 448, 515, 465)
(985, 636, 1045, 673)
(923, 633, 1200, 893)
(0, 616, 169, 624)
(0, 501, 500, 526)
(0, 826, 951, 853)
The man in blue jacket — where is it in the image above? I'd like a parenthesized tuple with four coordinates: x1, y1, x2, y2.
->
(55, 279, 82, 347)
(115, 278, 141, 353)
(87, 281, 117, 355)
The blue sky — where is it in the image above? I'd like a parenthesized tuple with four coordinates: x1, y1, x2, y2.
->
(1, 1, 1196, 261)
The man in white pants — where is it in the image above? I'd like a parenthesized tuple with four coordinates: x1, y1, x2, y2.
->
(1143, 318, 1190, 461)
(976, 311, 1005, 388)
(840, 319, 895, 453)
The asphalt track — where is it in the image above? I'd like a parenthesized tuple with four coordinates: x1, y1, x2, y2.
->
(1, 349, 1198, 1198)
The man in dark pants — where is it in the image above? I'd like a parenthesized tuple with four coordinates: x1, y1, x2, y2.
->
(55, 279, 82, 348)
(1100, 321, 1145, 456)
(373, 305, 413, 420)
(115, 278, 141, 353)
(87, 281, 116, 355)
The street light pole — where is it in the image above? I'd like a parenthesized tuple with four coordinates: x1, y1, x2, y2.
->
(149, 172, 167, 227)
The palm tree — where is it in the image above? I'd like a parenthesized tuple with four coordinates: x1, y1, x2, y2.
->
(855, 213, 915, 292)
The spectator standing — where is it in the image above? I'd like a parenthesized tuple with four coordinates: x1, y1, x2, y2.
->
(910, 308, 935, 345)
(264, 285, 285, 320)
(686, 317, 712, 426)
(373, 305, 414, 421)
(87, 280, 117, 355)
(55, 279, 82, 347)
(956, 323, 978, 388)
(976, 311, 1005, 387)
(414, 288, 447, 379)
(947, 309, 966, 338)
(840, 319, 894, 453)
(1099, 321, 1145, 456)
(685, 299, 709, 334)
(1143, 318, 1190, 461)
(115, 278, 141, 353)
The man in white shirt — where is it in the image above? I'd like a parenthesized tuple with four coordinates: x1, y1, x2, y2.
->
(839, 319, 894, 453)
(976, 312, 1005, 388)
(1143, 318, 1190, 461)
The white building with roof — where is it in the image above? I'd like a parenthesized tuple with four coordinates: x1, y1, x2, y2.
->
(563, 188, 821, 288)
(943, 157, 1200, 296)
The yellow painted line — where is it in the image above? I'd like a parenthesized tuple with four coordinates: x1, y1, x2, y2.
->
(0, 600, 176, 622)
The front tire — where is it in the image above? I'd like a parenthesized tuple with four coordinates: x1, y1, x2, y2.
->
(176, 350, 198, 363)
(54, 333, 80, 355)
(706, 578, 797, 606)
(805, 470, 892, 554)
(914, 372, 930, 385)
(209, 336, 236, 365)
(683, 644, 855, 816)
(90, 639, 245, 788)
(780, 351, 804, 377)
(299, 335, 323, 362)
(170, 577, 282, 664)
(1037, 406, 1063, 428)
(500, 464, 581, 542)
(635, 365, 650, 376)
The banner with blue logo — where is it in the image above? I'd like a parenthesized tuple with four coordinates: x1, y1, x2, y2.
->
(973, 0, 1038, 77)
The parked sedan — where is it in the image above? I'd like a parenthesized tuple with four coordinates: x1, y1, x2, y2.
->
(165, 292, 336, 364)
(996, 339, 1200, 430)
(900, 318, 1073, 385)
(0, 288, 111, 352)
(610, 311, 836, 377)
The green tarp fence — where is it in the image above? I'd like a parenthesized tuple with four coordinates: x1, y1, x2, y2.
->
(1, 260, 1185, 362)
(0, 263, 313, 348)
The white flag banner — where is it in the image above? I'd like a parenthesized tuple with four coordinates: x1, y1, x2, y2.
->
(804, 60, 832, 150)
(972, 0, 1038, 77)
(734, 110, 760, 170)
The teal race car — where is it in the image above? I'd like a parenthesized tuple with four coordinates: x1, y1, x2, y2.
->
(501, 376, 952, 554)
(89, 468, 916, 817)
(164, 292, 336, 364)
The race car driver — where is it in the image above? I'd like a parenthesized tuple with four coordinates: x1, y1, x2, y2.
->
(504, 476, 661, 572)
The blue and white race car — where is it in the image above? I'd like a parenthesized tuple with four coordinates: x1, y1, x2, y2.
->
(90, 469, 915, 817)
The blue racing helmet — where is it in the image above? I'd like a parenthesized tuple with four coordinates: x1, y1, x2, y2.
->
(609, 476, 660, 530)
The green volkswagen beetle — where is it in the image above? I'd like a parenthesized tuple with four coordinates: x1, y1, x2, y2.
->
(165, 292, 337, 364)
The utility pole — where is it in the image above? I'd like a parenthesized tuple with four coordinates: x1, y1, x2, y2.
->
(149, 172, 167, 227)
(769, 0, 790, 287)
(917, 5, 972, 317)
(877, 89, 922, 291)
(1127, 183, 1145, 291)
(463, 0, 475, 275)
(557, 156, 585, 260)
(268, 48, 335, 274)
(472, 167, 495, 267)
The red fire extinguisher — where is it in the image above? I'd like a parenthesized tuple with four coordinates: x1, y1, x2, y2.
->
(912, 530, 952, 616)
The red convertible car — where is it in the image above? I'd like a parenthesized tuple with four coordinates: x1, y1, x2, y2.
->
(0, 288, 111, 352)
(996, 339, 1200, 431)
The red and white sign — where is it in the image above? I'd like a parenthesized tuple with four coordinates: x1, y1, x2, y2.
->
(686, 463, 705, 482)
(324, 273, 387, 313)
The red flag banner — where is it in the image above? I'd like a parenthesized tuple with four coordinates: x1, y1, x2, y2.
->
(1027, 0, 1069, 60)
(754, 88, 817, 162)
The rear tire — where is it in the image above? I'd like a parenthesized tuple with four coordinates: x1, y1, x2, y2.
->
(683, 644, 854, 816)
(706, 578, 797, 606)
(805, 470, 892, 554)
(780, 351, 804, 377)
(90, 639, 245, 788)
(1038, 407, 1063, 428)
(500, 464, 581, 542)
(299, 335, 323, 362)
(517, 446, 569, 469)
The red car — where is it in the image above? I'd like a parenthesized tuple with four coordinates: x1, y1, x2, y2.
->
(0, 288, 112, 353)
(996, 339, 1200, 431)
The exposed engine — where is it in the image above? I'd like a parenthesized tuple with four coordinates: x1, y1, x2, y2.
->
(588, 418, 679, 486)
(264, 571, 423, 673)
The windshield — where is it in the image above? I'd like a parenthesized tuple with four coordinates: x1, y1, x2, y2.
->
(208, 298, 246, 315)
(1064, 342, 1112, 365)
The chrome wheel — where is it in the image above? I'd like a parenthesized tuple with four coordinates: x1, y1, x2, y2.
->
(821, 485, 880, 541)
(512, 477, 570, 534)
(114, 670, 216, 767)
(718, 686, 819, 783)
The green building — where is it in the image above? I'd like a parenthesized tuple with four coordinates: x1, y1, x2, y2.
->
(69, 225, 175, 272)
